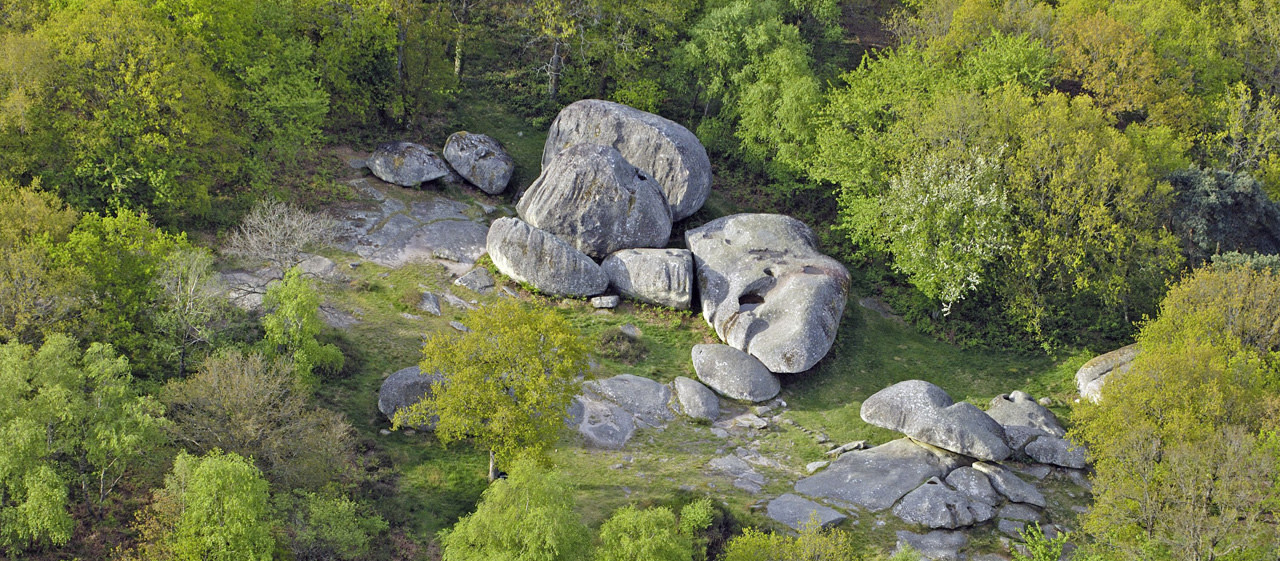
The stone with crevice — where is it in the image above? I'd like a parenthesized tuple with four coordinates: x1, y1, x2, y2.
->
(794, 439, 968, 512)
(861, 380, 1011, 461)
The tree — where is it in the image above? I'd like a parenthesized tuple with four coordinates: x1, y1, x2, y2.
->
(224, 199, 336, 275)
(595, 501, 714, 561)
(261, 267, 344, 390)
(155, 248, 231, 377)
(121, 450, 275, 561)
(439, 457, 590, 561)
(395, 298, 587, 481)
(1072, 263, 1280, 560)
(0, 335, 166, 550)
(283, 490, 388, 561)
(0, 179, 82, 344)
(719, 521, 870, 561)
(162, 350, 354, 490)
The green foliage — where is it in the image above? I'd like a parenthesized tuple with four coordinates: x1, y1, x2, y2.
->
(395, 298, 587, 476)
(440, 457, 590, 561)
(0, 179, 81, 344)
(597, 326, 648, 364)
(162, 350, 355, 490)
(284, 489, 388, 561)
(719, 522, 867, 561)
(961, 32, 1055, 92)
(1072, 264, 1280, 560)
(154, 247, 231, 377)
(595, 504, 691, 561)
(1168, 167, 1280, 265)
(1012, 523, 1070, 561)
(0, 334, 166, 551)
(262, 267, 344, 390)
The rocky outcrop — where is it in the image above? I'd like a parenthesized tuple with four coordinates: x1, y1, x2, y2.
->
(986, 391, 1065, 437)
(518, 143, 671, 259)
(601, 248, 693, 309)
(767, 494, 847, 531)
(861, 380, 1011, 461)
(971, 462, 1046, 507)
(1076, 344, 1139, 403)
(944, 466, 1002, 507)
(443, 132, 514, 195)
(691, 344, 780, 403)
(672, 376, 719, 421)
(686, 214, 850, 373)
(543, 99, 711, 221)
(892, 477, 996, 529)
(573, 374, 676, 449)
(485, 217, 608, 297)
(794, 438, 968, 512)
(1025, 435, 1088, 469)
(368, 141, 450, 187)
(378, 366, 444, 429)
(895, 530, 969, 561)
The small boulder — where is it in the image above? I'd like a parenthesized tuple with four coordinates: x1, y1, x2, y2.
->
(368, 141, 450, 187)
(686, 214, 850, 373)
(972, 462, 1046, 507)
(454, 268, 495, 294)
(987, 390, 1066, 437)
(518, 143, 672, 260)
(543, 99, 711, 221)
(861, 380, 1011, 461)
(794, 439, 968, 512)
(591, 295, 620, 309)
(1076, 344, 1139, 403)
(573, 396, 635, 449)
(893, 477, 996, 529)
(583, 374, 674, 428)
(944, 466, 1003, 507)
(377, 366, 444, 429)
(673, 376, 719, 421)
(767, 494, 847, 531)
(443, 132, 514, 194)
(1025, 435, 1088, 469)
(601, 248, 694, 309)
(417, 292, 441, 316)
(486, 217, 608, 297)
(691, 344, 780, 402)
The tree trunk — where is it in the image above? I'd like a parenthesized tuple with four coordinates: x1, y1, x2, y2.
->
(548, 41, 563, 101)
(454, 31, 465, 79)
(488, 449, 499, 482)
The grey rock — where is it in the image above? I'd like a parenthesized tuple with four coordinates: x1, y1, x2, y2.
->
(298, 254, 340, 280)
(826, 441, 869, 457)
(997, 502, 1043, 523)
(806, 461, 829, 473)
(417, 292, 442, 316)
(368, 141, 449, 187)
(734, 475, 765, 494)
(673, 376, 719, 421)
(729, 413, 769, 430)
(1003, 425, 1051, 453)
(443, 292, 475, 310)
(1025, 436, 1088, 469)
(767, 494, 847, 531)
(987, 391, 1066, 437)
(591, 295, 620, 309)
(1010, 464, 1053, 480)
(895, 530, 970, 561)
(601, 248, 694, 309)
(619, 323, 642, 339)
(894, 477, 996, 529)
(454, 268, 495, 294)
(1076, 344, 1139, 403)
(708, 454, 754, 478)
(583, 374, 674, 428)
(443, 132, 514, 194)
(486, 217, 608, 297)
(449, 321, 470, 332)
(945, 466, 1003, 506)
(861, 380, 1011, 461)
(692, 344, 780, 402)
(686, 214, 851, 373)
(377, 367, 444, 429)
(794, 439, 968, 512)
(574, 396, 635, 449)
(972, 462, 1046, 507)
(519, 143, 672, 259)
(543, 99, 711, 221)
(365, 219, 490, 268)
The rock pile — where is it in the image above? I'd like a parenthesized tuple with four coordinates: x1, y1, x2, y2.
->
(369, 134, 515, 194)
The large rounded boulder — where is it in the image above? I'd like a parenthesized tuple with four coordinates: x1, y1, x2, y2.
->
(485, 217, 608, 297)
(685, 214, 850, 373)
(861, 380, 1011, 462)
(443, 132, 515, 195)
(518, 143, 671, 259)
(378, 366, 444, 429)
(543, 100, 711, 221)
(368, 141, 450, 187)
(601, 248, 693, 309)
(691, 344, 780, 402)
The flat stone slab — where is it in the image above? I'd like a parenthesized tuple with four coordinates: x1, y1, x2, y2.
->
(895, 530, 969, 561)
(584, 374, 674, 428)
(573, 396, 635, 449)
(794, 438, 968, 512)
(767, 494, 847, 531)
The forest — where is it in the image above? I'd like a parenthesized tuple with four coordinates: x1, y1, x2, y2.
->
(0, 0, 1278, 559)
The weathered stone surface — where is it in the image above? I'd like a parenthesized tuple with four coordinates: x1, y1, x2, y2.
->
(1004, 425, 1051, 453)
(1025, 435, 1088, 469)
(794, 439, 968, 512)
(378, 366, 443, 429)
(972, 462, 1046, 507)
(945, 466, 1003, 506)
(573, 396, 634, 449)
(895, 530, 969, 561)
(691, 344, 780, 402)
(601, 248, 694, 309)
(454, 268, 494, 294)
(1076, 344, 1139, 403)
(543, 99, 711, 221)
(443, 132, 514, 194)
(673, 376, 719, 421)
(998, 502, 1044, 523)
(861, 380, 1011, 461)
(987, 391, 1066, 437)
(591, 295, 619, 309)
(368, 141, 449, 187)
(686, 214, 850, 373)
(767, 494, 847, 531)
(894, 477, 996, 529)
(583, 374, 674, 428)
(518, 143, 672, 259)
(417, 292, 442, 316)
(486, 217, 608, 297)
